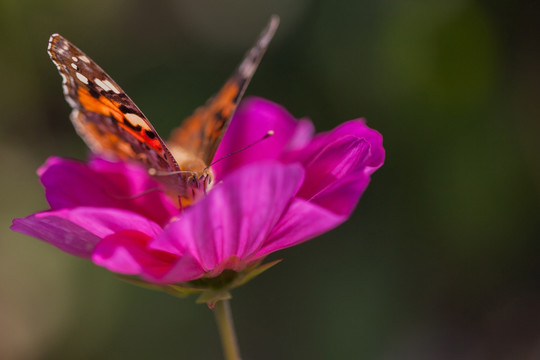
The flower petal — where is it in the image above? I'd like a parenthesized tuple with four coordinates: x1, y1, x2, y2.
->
(11, 207, 162, 258)
(309, 172, 373, 217)
(11, 211, 100, 258)
(149, 162, 305, 283)
(291, 120, 385, 175)
(39, 157, 178, 226)
(212, 97, 314, 180)
(92, 230, 178, 277)
(256, 197, 346, 257)
(296, 136, 370, 198)
(284, 120, 385, 215)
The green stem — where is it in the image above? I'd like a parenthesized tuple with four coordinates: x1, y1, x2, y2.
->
(214, 299, 242, 360)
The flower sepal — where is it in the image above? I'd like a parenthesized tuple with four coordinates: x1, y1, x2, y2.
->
(117, 275, 207, 298)
(195, 258, 283, 308)
(117, 259, 282, 308)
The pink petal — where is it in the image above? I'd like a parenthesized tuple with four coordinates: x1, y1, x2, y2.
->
(255, 197, 346, 257)
(294, 120, 385, 174)
(11, 212, 100, 258)
(92, 230, 178, 277)
(39, 157, 178, 226)
(141, 251, 205, 284)
(11, 207, 162, 258)
(212, 97, 314, 181)
(295, 136, 371, 200)
(309, 173, 372, 216)
(149, 162, 305, 283)
(284, 120, 385, 214)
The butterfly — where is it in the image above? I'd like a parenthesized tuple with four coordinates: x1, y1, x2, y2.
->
(47, 16, 279, 206)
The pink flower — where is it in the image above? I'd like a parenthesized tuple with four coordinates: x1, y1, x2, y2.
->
(11, 98, 384, 292)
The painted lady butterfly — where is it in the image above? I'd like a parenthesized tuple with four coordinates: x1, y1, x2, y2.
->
(47, 16, 279, 206)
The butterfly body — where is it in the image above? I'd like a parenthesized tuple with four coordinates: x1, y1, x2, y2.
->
(163, 145, 214, 203)
(47, 16, 279, 205)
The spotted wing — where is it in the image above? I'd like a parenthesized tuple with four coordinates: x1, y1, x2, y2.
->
(47, 34, 180, 178)
(168, 15, 279, 166)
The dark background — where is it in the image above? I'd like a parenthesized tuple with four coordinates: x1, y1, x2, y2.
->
(2, 0, 540, 359)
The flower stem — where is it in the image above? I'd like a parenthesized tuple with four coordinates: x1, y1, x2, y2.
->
(214, 299, 242, 360)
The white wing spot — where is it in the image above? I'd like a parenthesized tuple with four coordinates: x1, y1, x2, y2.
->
(59, 73, 68, 84)
(94, 78, 111, 91)
(125, 113, 149, 129)
(239, 56, 257, 77)
(76, 72, 89, 84)
(103, 80, 120, 94)
(66, 97, 78, 107)
(72, 56, 79, 62)
(79, 55, 90, 63)
(71, 63, 78, 70)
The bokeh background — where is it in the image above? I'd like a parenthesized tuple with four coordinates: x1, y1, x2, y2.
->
(1, 0, 540, 359)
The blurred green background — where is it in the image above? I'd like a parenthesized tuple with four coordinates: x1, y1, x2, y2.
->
(2, 0, 540, 359)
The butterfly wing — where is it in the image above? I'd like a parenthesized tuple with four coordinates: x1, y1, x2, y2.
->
(168, 15, 280, 166)
(47, 34, 181, 177)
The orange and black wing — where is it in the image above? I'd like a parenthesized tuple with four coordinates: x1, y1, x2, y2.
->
(48, 34, 180, 176)
(168, 15, 279, 166)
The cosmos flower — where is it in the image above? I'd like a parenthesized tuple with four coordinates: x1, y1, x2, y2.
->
(11, 98, 384, 300)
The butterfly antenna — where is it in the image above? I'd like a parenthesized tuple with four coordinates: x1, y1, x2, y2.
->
(205, 130, 274, 170)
